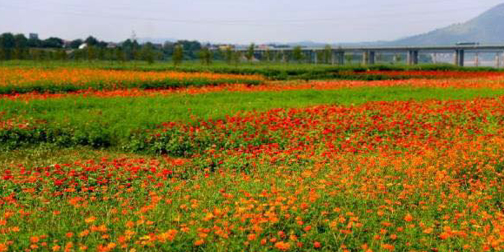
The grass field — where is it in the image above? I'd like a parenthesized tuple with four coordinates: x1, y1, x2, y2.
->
(2, 64, 504, 251)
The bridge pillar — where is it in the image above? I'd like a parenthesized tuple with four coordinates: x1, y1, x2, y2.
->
(362, 51, 368, 65)
(407, 50, 419, 65)
(475, 52, 480, 67)
(313, 50, 318, 64)
(369, 51, 376, 65)
(455, 49, 464, 67)
(336, 51, 345, 65)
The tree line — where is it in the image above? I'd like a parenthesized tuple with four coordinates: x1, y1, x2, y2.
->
(0, 33, 211, 64)
(0, 32, 344, 65)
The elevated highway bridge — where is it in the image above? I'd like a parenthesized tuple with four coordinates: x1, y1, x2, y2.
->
(230, 44, 504, 67)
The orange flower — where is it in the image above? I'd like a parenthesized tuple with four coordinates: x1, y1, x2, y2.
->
(423, 228, 434, 234)
(439, 232, 450, 240)
(404, 213, 413, 222)
(247, 234, 256, 241)
(274, 241, 291, 251)
(85, 216, 97, 224)
(382, 244, 395, 251)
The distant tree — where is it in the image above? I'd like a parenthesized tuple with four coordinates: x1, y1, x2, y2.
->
(121, 39, 140, 61)
(97, 48, 106, 61)
(27, 37, 42, 48)
(176, 40, 201, 59)
(0, 33, 15, 60)
(292, 46, 304, 63)
(223, 47, 233, 65)
(263, 49, 272, 62)
(315, 51, 322, 64)
(42, 37, 64, 48)
(87, 45, 96, 61)
(69, 39, 83, 49)
(232, 51, 241, 66)
(0, 43, 4, 62)
(198, 47, 212, 65)
(97, 41, 108, 48)
(115, 48, 126, 63)
(140, 43, 155, 64)
(84, 36, 99, 47)
(162, 42, 175, 57)
(13, 34, 28, 60)
(173, 44, 184, 66)
(245, 43, 255, 62)
(322, 45, 332, 64)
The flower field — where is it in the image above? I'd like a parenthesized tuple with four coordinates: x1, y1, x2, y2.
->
(2, 68, 504, 251)
(0, 68, 264, 95)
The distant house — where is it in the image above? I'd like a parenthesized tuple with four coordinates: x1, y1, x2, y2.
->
(79, 43, 88, 50)
(218, 45, 234, 51)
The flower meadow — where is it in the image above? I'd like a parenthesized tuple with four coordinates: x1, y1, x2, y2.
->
(3, 72, 504, 101)
(2, 69, 504, 251)
(0, 68, 264, 95)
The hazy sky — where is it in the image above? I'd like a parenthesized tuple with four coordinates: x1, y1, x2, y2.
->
(0, 0, 503, 44)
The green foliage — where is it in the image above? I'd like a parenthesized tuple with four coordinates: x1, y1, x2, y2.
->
(198, 47, 213, 66)
(173, 45, 184, 66)
(115, 48, 126, 62)
(87, 46, 96, 62)
(223, 47, 233, 65)
(232, 51, 242, 66)
(263, 49, 272, 62)
(246, 43, 255, 62)
(321, 45, 332, 64)
(292, 46, 304, 62)
(140, 43, 156, 64)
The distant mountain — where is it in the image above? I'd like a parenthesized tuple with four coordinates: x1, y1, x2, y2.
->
(391, 3, 504, 45)
(140, 4, 504, 48)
